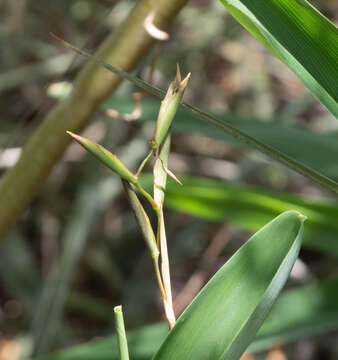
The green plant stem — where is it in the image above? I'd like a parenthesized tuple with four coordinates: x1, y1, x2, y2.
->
(158, 208, 176, 330)
(114, 306, 129, 360)
(122, 180, 159, 259)
(62, 45, 338, 195)
(153, 136, 176, 329)
(136, 149, 153, 178)
(122, 180, 167, 321)
(135, 183, 159, 212)
(0, 0, 189, 241)
(153, 256, 167, 300)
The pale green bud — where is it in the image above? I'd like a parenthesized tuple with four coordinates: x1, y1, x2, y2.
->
(67, 131, 137, 185)
(152, 65, 190, 150)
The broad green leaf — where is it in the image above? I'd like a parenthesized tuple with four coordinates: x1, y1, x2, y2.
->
(161, 176, 338, 256)
(219, 0, 338, 117)
(35, 277, 338, 360)
(104, 96, 338, 180)
(153, 211, 304, 360)
(59, 40, 338, 194)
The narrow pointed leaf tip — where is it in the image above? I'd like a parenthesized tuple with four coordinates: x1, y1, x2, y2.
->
(152, 65, 190, 149)
(153, 210, 305, 360)
(66, 131, 137, 184)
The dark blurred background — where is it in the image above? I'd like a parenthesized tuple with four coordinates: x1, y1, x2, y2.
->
(0, 0, 337, 359)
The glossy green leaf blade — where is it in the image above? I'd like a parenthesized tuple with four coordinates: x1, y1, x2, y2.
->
(34, 277, 338, 360)
(219, 0, 338, 117)
(153, 211, 305, 360)
(160, 176, 338, 255)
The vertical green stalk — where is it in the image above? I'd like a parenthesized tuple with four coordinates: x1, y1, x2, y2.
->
(114, 305, 129, 360)
(153, 136, 176, 329)
(68, 68, 189, 331)
(122, 180, 166, 300)
(150, 68, 190, 329)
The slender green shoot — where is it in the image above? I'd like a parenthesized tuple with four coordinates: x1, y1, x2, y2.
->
(134, 183, 159, 212)
(135, 149, 153, 178)
(113, 305, 129, 360)
(122, 180, 159, 259)
(66, 54, 186, 330)
(122, 180, 166, 300)
(153, 136, 176, 329)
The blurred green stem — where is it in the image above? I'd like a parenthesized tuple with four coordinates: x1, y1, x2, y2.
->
(114, 306, 130, 360)
(0, 0, 189, 241)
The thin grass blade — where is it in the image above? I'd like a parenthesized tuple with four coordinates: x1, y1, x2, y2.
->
(59, 40, 338, 194)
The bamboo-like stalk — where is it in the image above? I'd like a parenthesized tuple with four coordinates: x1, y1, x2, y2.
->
(0, 0, 189, 241)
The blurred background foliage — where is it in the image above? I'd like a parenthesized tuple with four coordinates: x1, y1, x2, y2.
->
(0, 0, 337, 359)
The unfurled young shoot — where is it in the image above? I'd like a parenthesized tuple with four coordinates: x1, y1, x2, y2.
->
(67, 131, 137, 185)
(152, 64, 190, 152)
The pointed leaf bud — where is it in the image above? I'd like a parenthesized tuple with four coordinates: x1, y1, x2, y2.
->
(152, 64, 190, 150)
(67, 131, 137, 185)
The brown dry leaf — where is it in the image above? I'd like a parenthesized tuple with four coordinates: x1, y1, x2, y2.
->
(266, 346, 288, 360)
(240, 352, 255, 360)
(0, 338, 21, 360)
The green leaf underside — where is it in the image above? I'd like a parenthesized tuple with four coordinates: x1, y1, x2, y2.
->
(153, 211, 304, 360)
(154, 175, 338, 256)
(220, 0, 338, 117)
(104, 97, 338, 180)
